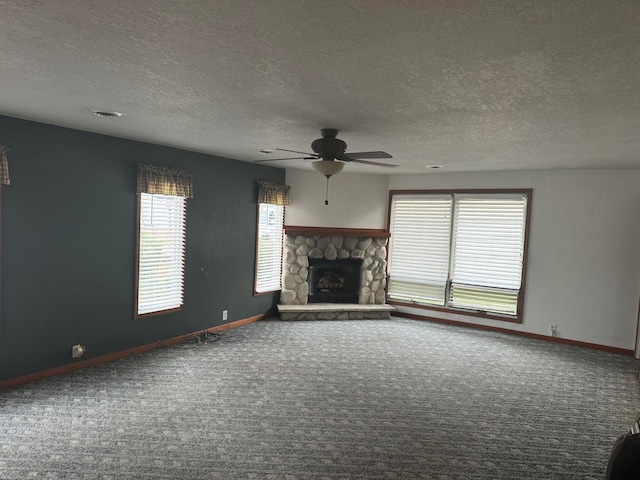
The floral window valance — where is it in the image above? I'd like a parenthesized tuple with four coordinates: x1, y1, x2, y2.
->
(257, 181, 290, 206)
(137, 163, 193, 198)
(0, 146, 10, 186)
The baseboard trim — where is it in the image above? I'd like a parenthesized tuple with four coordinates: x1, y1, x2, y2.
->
(395, 311, 636, 357)
(0, 312, 275, 390)
(4, 310, 631, 390)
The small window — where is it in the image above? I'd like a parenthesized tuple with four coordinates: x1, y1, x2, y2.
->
(255, 203, 284, 294)
(388, 190, 530, 321)
(0, 146, 10, 327)
(135, 192, 187, 317)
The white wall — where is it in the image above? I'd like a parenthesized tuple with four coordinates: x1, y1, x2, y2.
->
(285, 167, 640, 351)
(285, 169, 389, 229)
(390, 169, 640, 351)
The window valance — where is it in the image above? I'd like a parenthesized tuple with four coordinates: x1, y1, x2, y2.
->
(0, 146, 10, 186)
(258, 181, 290, 205)
(137, 163, 193, 198)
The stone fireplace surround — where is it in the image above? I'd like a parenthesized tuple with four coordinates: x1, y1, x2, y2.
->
(278, 226, 394, 320)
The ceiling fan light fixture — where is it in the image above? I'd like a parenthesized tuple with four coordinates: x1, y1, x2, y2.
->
(312, 160, 344, 177)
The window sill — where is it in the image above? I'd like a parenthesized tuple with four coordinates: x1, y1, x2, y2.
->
(387, 299, 523, 324)
(254, 289, 281, 297)
(135, 306, 184, 320)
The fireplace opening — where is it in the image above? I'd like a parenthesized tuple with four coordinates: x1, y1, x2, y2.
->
(308, 258, 362, 303)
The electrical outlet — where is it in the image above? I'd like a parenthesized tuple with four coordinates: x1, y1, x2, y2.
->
(222, 309, 228, 321)
(72, 344, 86, 358)
(549, 325, 558, 337)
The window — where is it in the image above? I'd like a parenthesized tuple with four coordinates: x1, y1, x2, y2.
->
(0, 146, 10, 326)
(135, 163, 192, 318)
(388, 190, 530, 321)
(255, 202, 285, 294)
(136, 192, 187, 317)
(254, 180, 289, 295)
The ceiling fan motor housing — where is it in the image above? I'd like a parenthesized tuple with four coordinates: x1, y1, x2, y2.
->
(311, 128, 347, 161)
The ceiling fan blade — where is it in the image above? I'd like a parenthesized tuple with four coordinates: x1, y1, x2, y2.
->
(255, 157, 316, 163)
(349, 158, 398, 168)
(276, 148, 318, 157)
(343, 151, 393, 159)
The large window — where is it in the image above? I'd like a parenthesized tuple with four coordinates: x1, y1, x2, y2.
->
(388, 190, 530, 321)
(136, 193, 187, 317)
(255, 203, 285, 294)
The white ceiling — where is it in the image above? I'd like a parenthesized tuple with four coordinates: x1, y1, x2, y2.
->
(1, 1, 639, 174)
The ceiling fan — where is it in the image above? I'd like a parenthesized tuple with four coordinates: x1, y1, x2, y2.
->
(256, 129, 397, 204)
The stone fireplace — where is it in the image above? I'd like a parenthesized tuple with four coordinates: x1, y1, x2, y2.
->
(278, 226, 394, 320)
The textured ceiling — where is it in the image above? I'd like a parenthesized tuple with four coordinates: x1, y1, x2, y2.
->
(1, 0, 639, 174)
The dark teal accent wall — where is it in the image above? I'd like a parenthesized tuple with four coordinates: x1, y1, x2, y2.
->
(0, 115, 285, 381)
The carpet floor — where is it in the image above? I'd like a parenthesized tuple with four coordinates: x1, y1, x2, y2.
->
(1, 318, 638, 479)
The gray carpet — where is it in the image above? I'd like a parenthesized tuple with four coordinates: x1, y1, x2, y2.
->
(1, 318, 638, 479)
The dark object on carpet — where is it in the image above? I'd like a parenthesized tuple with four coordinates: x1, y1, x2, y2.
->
(606, 415, 640, 479)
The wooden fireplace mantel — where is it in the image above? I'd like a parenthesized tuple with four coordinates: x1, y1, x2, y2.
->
(283, 226, 390, 238)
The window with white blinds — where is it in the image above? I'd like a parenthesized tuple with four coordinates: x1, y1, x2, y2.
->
(449, 194, 527, 316)
(255, 203, 284, 293)
(136, 193, 187, 316)
(388, 195, 453, 305)
(388, 191, 529, 320)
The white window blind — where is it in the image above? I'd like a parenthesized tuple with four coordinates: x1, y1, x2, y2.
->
(255, 203, 284, 293)
(449, 194, 527, 315)
(137, 193, 187, 316)
(388, 195, 453, 305)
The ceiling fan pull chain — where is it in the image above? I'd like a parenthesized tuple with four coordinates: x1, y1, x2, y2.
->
(324, 176, 330, 205)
